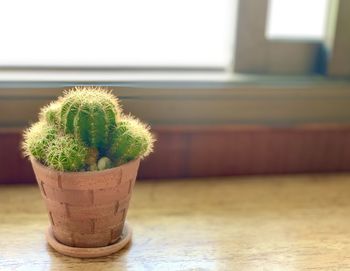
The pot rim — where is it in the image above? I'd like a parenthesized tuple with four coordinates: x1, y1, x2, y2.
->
(30, 156, 140, 176)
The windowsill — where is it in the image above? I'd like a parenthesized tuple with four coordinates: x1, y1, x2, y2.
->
(0, 70, 349, 88)
(2, 175, 350, 269)
(1, 71, 350, 130)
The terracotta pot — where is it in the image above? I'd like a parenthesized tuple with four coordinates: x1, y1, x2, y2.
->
(31, 157, 140, 248)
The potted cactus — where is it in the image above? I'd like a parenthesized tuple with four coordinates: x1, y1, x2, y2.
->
(22, 87, 154, 258)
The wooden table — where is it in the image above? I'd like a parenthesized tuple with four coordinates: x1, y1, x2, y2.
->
(1, 174, 350, 270)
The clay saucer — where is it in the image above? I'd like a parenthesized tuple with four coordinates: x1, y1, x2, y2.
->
(46, 222, 132, 258)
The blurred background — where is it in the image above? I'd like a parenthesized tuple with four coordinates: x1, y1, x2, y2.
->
(0, 0, 349, 183)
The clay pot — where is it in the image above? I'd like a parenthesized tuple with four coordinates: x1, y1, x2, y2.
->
(31, 157, 140, 248)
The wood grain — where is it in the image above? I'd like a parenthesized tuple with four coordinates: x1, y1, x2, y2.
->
(1, 174, 350, 270)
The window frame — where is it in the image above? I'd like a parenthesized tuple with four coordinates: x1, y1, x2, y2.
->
(233, 0, 350, 77)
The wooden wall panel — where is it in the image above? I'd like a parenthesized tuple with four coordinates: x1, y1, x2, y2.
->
(0, 133, 34, 183)
(1, 125, 350, 184)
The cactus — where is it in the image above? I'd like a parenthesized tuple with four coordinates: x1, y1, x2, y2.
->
(89, 163, 98, 171)
(46, 135, 88, 172)
(85, 147, 99, 167)
(108, 115, 155, 166)
(57, 87, 121, 153)
(39, 101, 61, 126)
(97, 157, 112, 170)
(22, 87, 154, 172)
(22, 121, 58, 163)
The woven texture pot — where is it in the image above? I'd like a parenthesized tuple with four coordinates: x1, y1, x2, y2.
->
(31, 157, 140, 248)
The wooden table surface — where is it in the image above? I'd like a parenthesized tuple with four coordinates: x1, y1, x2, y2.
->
(1, 174, 350, 271)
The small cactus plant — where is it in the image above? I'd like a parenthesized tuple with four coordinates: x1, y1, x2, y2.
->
(22, 121, 58, 163)
(22, 87, 154, 172)
(39, 100, 61, 126)
(46, 135, 88, 172)
(41, 87, 121, 153)
(108, 116, 154, 166)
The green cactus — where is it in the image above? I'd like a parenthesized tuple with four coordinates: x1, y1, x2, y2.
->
(85, 147, 99, 167)
(97, 156, 112, 170)
(22, 87, 154, 172)
(22, 121, 58, 163)
(108, 115, 155, 166)
(46, 135, 88, 172)
(57, 87, 121, 153)
(89, 163, 98, 171)
(39, 101, 61, 126)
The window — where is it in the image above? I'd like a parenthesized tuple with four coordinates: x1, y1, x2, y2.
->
(234, 0, 342, 75)
(0, 0, 236, 68)
(0, 0, 348, 77)
(266, 0, 329, 40)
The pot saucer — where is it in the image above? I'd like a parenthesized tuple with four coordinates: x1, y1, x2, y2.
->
(46, 222, 132, 258)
